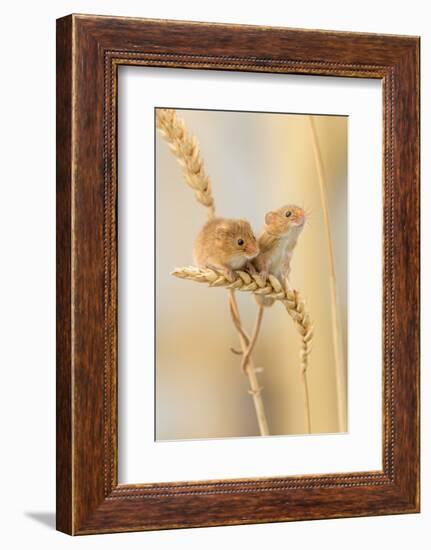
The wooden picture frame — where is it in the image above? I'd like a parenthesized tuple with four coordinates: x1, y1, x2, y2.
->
(56, 14, 420, 535)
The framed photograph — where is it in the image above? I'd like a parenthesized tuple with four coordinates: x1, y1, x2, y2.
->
(56, 14, 420, 535)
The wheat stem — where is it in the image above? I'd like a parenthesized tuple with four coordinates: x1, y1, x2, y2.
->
(228, 290, 269, 436)
(301, 369, 312, 434)
(308, 115, 346, 432)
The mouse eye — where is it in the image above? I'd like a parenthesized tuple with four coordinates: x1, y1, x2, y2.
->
(237, 238, 244, 246)
(285, 211, 292, 218)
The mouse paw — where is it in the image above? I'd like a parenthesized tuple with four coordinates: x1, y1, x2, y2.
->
(245, 261, 257, 275)
(206, 263, 236, 282)
(259, 270, 269, 283)
(224, 268, 236, 282)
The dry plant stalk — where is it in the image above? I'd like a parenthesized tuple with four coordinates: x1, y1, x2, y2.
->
(308, 116, 346, 432)
(156, 108, 216, 219)
(172, 266, 314, 433)
(228, 290, 269, 436)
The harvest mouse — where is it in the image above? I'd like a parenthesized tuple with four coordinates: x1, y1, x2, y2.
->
(253, 205, 306, 306)
(193, 217, 260, 281)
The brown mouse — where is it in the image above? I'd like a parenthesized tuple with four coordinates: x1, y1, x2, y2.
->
(253, 204, 306, 306)
(193, 217, 260, 281)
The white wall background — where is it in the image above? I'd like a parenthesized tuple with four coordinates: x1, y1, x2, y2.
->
(0, 1, 427, 548)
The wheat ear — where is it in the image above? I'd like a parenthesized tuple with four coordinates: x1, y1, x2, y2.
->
(172, 267, 314, 432)
(156, 108, 216, 219)
(284, 279, 313, 433)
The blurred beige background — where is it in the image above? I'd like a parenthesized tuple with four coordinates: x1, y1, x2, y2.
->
(155, 108, 347, 440)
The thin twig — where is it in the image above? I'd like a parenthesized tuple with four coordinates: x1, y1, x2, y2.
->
(308, 116, 346, 432)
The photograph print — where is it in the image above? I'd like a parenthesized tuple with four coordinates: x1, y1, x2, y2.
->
(155, 107, 347, 441)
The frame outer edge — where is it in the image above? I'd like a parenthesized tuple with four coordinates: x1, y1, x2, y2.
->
(57, 14, 420, 534)
(392, 38, 420, 510)
(56, 14, 74, 535)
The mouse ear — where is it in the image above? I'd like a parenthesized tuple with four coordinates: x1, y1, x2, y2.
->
(215, 223, 228, 238)
(265, 211, 276, 225)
